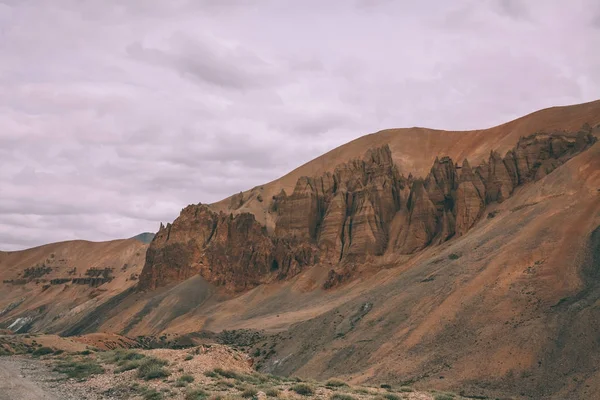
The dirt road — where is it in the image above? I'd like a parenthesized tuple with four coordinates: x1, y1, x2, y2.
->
(0, 356, 98, 400)
(0, 357, 56, 399)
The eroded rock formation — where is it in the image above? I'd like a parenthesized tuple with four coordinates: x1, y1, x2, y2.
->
(139, 129, 596, 291)
(138, 205, 318, 291)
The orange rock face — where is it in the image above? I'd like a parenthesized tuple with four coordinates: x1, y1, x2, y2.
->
(139, 129, 596, 291)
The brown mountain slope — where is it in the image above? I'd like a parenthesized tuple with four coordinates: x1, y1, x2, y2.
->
(0, 239, 147, 334)
(211, 99, 600, 229)
(92, 131, 599, 399)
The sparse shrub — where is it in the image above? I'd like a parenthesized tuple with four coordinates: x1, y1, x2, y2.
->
(185, 354, 194, 361)
(241, 387, 258, 398)
(115, 359, 143, 373)
(331, 394, 355, 400)
(186, 388, 209, 400)
(399, 387, 413, 392)
(433, 394, 455, 400)
(179, 374, 195, 384)
(291, 383, 314, 396)
(204, 370, 219, 378)
(214, 379, 235, 389)
(326, 379, 348, 388)
(142, 387, 164, 400)
(79, 350, 92, 355)
(32, 347, 54, 357)
(352, 388, 371, 395)
(53, 360, 104, 379)
(137, 357, 170, 380)
(0, 348, 12, 356)
(213, 368, 241, 380)
(382, 394, 400, 400)
(448, 253, 461, 260)
(265, 388, 280, 397)
(53, 349, 65, 355)
(380, 384, 392, 389)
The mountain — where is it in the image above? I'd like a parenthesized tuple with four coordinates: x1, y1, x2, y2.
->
(0, 239, 148, 334)
(1, 100, 600, 399)
(131, 232, 156, 244)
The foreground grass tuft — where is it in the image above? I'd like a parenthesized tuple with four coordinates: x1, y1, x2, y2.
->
(137, 357, 170, 380)
(433, 393, 455, 400)
(325, 379, 349, 388)
(32, 347, 54, 357)
(331, 394, 356, 400)
(53, 359, 104, 379)
(186, 388, 209, 400)
(290, 383, 315, 396)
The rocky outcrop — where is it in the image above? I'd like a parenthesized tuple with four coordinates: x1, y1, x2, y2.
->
(138, 205, 318, 291)
(139, 129, 596, 291)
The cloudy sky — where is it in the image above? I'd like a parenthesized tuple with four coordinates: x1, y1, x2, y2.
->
(0, 0, 598, 250)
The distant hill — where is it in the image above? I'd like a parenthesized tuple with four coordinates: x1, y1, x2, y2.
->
(130, 232, 155, 244)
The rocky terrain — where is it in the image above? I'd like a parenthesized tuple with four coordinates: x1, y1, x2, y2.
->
(0, 336, 444, 400)
(139, 128, 596, 292)
(1, 100, 600, 399)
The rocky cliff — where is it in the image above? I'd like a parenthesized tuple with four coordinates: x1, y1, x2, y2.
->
(138, 127, 596, 291)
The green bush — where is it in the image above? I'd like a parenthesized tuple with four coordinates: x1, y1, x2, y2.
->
(433, 394, 455, 400)
(186, 388, 209, 400)
(53, 360, 104, 379)
(241, 387, 258, 398)
(380, 384, 392, 389)
(265, 388, 280, 397)
(399, 387, 413, 392)
(185, 354, 194, 361)
(137, 358, 170, 380)
(0, 348, 12, 356)
(290, 383, 314, 396)
(213, 368, 241, 380)
(325, 379, 348, 388)
(382, 394, 400, 400)
(32, 347, 54, 357)
(330, 394, 355, 400)
(142, 387, 164, 400)
(448, 253, 461, 260)
(103, 349, 145, 364)
(178, 374, 195, 384)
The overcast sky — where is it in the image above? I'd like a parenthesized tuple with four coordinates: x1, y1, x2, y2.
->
(0, 0, 598, 251)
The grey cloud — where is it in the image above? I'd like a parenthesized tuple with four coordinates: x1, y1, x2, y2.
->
(126, 36, 277, 90)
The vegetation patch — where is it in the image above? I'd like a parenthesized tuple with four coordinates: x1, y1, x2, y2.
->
(326, 379, 349, 388)
(53, 359, 104, 380)
(186, 388, 209, 400)
(433, 394, 455, 400)
(331, 394, 356, 400)
(265, 388, 280, 397)
(137, 357, 170, 380)
(179, 374, 195, 383)
(32, 346, 54, 357)
(290, 383, 315, 396)
(241, 387, 258, 398)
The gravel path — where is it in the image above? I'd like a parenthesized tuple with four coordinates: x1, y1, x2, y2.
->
(0, 356, 96, 400)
